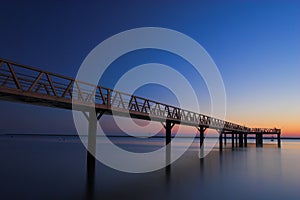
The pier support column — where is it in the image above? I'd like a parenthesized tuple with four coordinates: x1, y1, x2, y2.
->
(256, 134, 263, 147)
(197, 126, 206, 159)
(256, 133, 258, 146)
(224, 133, 227, 146)
(86, 110, 98, 199)
(235, 133, 238, 147)
(87, 111, 97, 178)
(84, 110, 104, 199)
(219, 132, 223, 151)
(260, 134, 263, 147)
(162, 120, 175, 167)
(231, 133, 235, 149)
(239, 133, 243, 147)
(165, 120, 174, 146)
(244, 134, 248, 147)
(198, 126, 206, 148)
(277, 133, 281, 148)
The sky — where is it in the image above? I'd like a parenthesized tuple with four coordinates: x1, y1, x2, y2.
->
(0, 0, 299, 136)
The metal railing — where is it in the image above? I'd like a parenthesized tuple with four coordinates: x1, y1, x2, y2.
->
(0, 58, 280, 134)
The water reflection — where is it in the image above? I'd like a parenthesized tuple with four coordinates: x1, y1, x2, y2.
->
(165, 144, 171, 183)
(86, 152, 95, 200)
(0, 135, 298, 200)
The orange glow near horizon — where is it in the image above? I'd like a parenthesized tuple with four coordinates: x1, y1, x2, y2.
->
(100, 116, 299, 137)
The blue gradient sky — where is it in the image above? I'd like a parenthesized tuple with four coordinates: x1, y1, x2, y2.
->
(0, 1, 299, 136)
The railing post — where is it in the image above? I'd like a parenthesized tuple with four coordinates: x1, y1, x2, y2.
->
(107, 89, 111, 108)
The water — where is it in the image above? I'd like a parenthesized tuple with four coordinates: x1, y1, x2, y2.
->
(0, 135, 299, 200)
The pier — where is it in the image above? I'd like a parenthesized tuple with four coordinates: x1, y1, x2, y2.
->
(0, 58, 281, 169)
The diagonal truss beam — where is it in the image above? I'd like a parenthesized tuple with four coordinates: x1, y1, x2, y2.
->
(0, 58, 280, 135)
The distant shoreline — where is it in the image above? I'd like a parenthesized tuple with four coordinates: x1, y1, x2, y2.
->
(1, 133, 300, 140)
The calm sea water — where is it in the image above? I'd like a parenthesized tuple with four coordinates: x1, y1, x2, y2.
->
(0, 135, 299, 200)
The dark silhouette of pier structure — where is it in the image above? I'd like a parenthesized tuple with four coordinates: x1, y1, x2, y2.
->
(0, 58, 281, 174)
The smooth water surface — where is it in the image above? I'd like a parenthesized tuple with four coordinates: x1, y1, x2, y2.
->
(0, 135, 299, 200)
